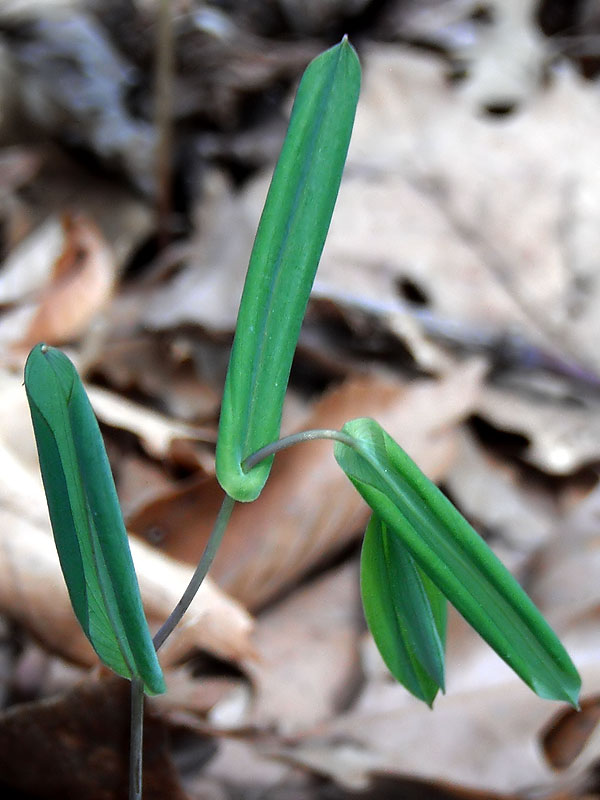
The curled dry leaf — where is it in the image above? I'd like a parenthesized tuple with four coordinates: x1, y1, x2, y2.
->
(542, 695, 600, 770)
(0, 214, 66, 303)
(87, 384, 216, 461)
(0, 214, 116, 350)
(23, 213, 116, 346)
(129, 361, 485, 610)
(91, 334, 222, 423)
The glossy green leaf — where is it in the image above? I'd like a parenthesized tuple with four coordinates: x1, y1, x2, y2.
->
(24, 344, 165, 695)
(216, 38, 361, 502)
(335, 418, 581, 707)
(361, 513, 446, 706)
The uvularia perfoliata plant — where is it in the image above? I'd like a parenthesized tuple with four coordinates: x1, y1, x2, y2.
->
(24, 34, 580, 800)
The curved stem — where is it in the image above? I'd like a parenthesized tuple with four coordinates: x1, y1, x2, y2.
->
(153, 493, 236, 651)
(154, 429, 356, 651)
(243, 428, 357, 471)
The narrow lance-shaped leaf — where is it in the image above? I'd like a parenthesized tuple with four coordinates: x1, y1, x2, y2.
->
(24, 344, 165, 695)
(335, 418, 581, 707)
(216, 38, 361, 502)
(361, 513, 447, 706)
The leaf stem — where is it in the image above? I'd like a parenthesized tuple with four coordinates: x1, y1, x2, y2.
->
(242, 428, 357, 471)
(153, 493, 236, 651)
(129, 678, 144, 800)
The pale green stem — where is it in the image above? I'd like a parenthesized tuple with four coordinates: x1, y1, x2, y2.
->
(153, 493, 236, 651)
(155, 430, 355, 653)
(129, 678, 144, 800)
(242, 428, 357, 471)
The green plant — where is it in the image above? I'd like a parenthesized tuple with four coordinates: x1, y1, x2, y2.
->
(24, 37, 580, 800)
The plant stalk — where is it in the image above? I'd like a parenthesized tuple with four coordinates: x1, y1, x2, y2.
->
(153, 493, 236, 651)
(242, 428, 357, 471)
(129, 678, 144, 800)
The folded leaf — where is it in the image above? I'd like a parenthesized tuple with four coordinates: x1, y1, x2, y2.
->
(361, 513, 446, 706)
(216, 37, 361, 502)
(335, 418, 581, 707)
(25, 344, 165, 695)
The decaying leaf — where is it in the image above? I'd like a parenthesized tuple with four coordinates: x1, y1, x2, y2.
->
(87, 384, 216, 461)
(476, 385, 600, 474)
(241, 559, 362, 734)
(444, 428, 556, 556)
(0, 214, 116, 349)
(316, 42, 600, 381)
(0, 676, 191, 800)
(542, 696, 600, 770)
(302, 653, 600, 794)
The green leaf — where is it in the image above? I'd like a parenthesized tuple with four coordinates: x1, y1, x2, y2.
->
(24, 344, 165, 695)
(335, 418, 581, 707)
(216, 38, 361, 502)
(361, 513, 446, 706)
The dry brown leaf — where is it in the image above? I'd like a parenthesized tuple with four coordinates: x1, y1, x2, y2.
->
(0, 214, 66, 303)
(476, 385, 600, 474)
(155, 667, 241, 719)
(303, 656, 600, 795)
(117, 452, 181, 521)
(240, 559, 362, 734)
(529, 484, 600, 633)
(456, 0, 547, 113)
(202, 736, 296, 799)
(0, 213, 116, 349)
(23, 213, 116, 346)
(87, 384, 216, 461)
(91, 334, 223, 423)
(129, 362, 484, 610)
(444, 428, 557, 559)
(0, 676, 190, 800)
(141, 171, 255, 333)
(313, 42, 600, 377)
(542, 696, 600, 770)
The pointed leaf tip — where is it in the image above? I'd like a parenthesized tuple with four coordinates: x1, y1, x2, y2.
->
(361, 513, 446, 706)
